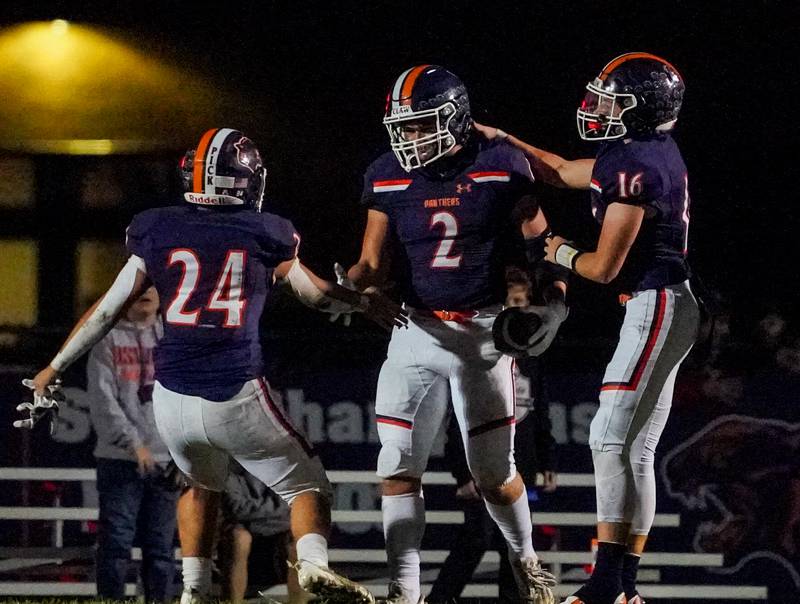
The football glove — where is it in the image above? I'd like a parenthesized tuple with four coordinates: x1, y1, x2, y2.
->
(329, 262, 356, 326)
(15, 378, 64, 435)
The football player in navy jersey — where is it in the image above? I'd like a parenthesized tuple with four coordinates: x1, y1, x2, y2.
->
(477, 53, 700, 604)
(344, 65, 567, 604)
(24, 128, 406, 604)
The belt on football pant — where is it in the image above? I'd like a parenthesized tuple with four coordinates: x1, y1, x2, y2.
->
(414, 309, 479, 323)
(410, 304, 503, 324)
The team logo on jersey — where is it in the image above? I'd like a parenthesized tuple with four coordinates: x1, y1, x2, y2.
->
(455, 182, 472, 194)
(467, 171, 510, 183)
(424, 197, 460, 208)
(373, 179, 412, 193)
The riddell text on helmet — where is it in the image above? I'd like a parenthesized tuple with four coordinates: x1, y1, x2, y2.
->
(185, 193, 229, 205)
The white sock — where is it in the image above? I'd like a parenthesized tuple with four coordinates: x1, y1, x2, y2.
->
(182, 556, 212, 595)
(296, 532, 329, 568)
(485, 491, 536, 561)
(383, 491, 425, 603)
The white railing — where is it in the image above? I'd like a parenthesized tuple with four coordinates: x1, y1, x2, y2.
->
(0, 467, 766, 601)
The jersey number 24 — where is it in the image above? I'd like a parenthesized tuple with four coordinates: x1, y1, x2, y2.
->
(165, 249, 247, 328)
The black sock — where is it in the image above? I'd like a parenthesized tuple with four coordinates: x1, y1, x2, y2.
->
(575, 541, 626, 603)
(622, 553, 641, 599)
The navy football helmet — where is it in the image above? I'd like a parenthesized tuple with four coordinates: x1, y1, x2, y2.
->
(180, 128, 267, 211)
(383, 65, 472, 171)
(577, 52, 685, 141)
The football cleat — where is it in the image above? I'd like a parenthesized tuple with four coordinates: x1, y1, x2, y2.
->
(560, 593, 627, 604)
(294, 560, 375, 603)
(179, 587, 209, 604)
(512, 557, 557, 604)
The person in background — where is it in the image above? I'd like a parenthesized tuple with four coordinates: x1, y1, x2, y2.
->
(87, 285, 179, 603)
(428, 268, 558, 603)
(218, 461, 303, 603)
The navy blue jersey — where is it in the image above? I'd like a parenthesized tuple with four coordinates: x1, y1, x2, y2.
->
(590, 134, 691, 292)
(126, 205, 298, 401)
(361, 140, 535, 310)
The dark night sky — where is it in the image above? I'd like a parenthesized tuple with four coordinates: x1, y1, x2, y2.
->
(1, 1, 797, 326)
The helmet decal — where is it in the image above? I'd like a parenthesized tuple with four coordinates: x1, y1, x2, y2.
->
(233, 136, 260, 174)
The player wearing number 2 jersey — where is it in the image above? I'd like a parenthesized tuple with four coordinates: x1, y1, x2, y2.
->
(25, 128, 406, 604)
(345, 65, 565, 604)
(479, 53, 700, 604)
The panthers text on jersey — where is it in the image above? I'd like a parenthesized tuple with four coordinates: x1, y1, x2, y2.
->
(126, 205, 299, 401)
(361, 140, 535, 310)
(590, 133, 691, 292)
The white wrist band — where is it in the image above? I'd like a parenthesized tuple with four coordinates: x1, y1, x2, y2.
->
(554, 242, 583, 271)
(495, 128, 509, 140)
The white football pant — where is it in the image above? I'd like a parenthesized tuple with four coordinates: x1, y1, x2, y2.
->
(153, 378, 331, 503)
(590, 280, 699, 533)
(376, 308, 517, 490)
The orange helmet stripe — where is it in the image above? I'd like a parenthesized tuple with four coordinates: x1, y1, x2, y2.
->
(399, 64, 431, 105)
(599, 52, 680, 81)
(193, 128, 219, 193)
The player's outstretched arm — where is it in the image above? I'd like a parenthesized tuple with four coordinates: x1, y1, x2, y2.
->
(277, 258, 407, 331)
(28, 256, 151, 396)
(346, 209, 390, 290)
(473, 122, 594, 190)
(545, 202, 644, 284)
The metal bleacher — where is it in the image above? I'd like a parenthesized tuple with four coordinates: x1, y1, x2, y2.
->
(0, 468, 768, 601)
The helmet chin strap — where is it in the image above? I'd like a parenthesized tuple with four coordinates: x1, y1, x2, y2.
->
(419, 140, 477, 180)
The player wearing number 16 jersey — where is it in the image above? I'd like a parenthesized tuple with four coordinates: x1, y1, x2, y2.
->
(345, 65, 565, 604)
(25, 128, 406, 604)
(479, 53, 700, 604)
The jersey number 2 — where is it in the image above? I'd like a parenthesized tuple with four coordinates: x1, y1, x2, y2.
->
(166, 249, 247, 328)
(430, 211, 462, 269)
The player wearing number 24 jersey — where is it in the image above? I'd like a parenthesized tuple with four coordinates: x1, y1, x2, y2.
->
(125, 204, 298, 402)
(346, 65, 563, 604)
(481, 53, 700, 604)
(24, 128, 404, 604)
